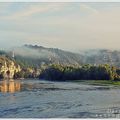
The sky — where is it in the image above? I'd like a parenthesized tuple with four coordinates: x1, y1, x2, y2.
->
(0, 2, 120, 52)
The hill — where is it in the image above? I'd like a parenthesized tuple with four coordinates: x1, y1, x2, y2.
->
(2, 45, 120, 68)
(82, 49, 120, 67)
(12, 45, 83, 68)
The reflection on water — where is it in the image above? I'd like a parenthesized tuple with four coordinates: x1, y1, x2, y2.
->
(0, 79, 21, 93)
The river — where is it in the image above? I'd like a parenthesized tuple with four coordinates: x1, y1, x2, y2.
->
(0, 79, 120, 118)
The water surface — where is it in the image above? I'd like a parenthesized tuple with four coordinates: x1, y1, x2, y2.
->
(0, 79, 120, 118)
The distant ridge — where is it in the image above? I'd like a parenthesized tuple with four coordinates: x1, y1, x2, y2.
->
(3, 44, 120, 68)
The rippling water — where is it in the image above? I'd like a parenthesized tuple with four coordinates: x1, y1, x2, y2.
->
(0, 79, 120, 118)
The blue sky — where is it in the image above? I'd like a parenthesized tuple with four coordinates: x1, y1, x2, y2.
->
(0, 2, 120, 52)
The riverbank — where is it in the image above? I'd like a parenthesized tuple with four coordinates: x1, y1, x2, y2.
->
(73, 80, 120, 86)
(2, 77, 120, 87)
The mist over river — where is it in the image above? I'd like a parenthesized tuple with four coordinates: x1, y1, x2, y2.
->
(0, 79, 120, 118)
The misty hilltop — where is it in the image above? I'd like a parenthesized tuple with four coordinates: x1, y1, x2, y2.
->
(82, 49, 120, 67)
(12, 45, 82, 67)
(2, 44, 120, 68)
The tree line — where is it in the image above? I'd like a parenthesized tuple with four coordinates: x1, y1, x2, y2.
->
(39, 64, 120, 81)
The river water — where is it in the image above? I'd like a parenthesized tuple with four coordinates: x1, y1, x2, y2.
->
(0, 79, 120, 118)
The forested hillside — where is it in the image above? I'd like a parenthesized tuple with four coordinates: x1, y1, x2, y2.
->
(1, 45, 120, 80)
(13, 45, 83, 68)
(1, 45, 120, 68)
(82, 49, 120, 67)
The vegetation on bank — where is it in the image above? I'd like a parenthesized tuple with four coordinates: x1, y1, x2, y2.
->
(14, 67, 41, 79)
(73, 80, 120, 86)
(1, 48, 120, 81)
(0, 57, 120, 81)
(39, 64, 120, 81)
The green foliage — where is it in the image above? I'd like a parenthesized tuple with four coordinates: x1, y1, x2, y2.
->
(40, 64, 64, 80)
(39, 64, 120, 81)
(14, 67, 40, 79)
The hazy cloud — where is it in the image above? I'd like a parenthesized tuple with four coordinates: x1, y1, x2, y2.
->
(0, 3, 120, 52)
